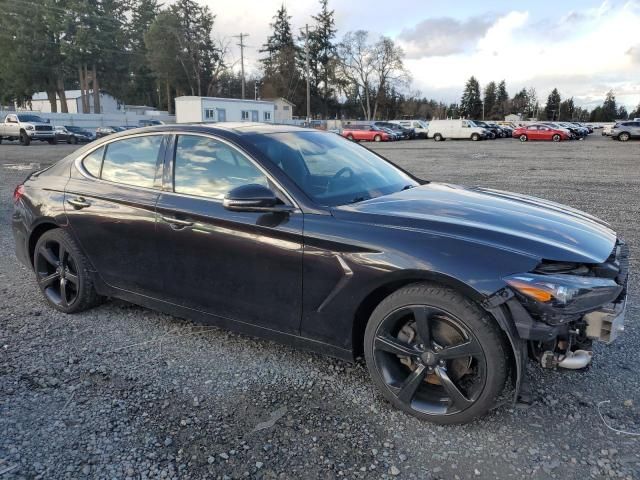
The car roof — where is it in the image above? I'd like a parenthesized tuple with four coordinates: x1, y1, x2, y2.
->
(115, 122, 312, 136)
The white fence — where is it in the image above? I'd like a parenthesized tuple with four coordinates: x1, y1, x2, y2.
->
(0, 110, 176, 129)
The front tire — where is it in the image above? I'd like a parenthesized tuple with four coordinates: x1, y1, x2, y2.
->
(471, 133, 480, 141)
(20, 131, 30, 146)
(519, 134, 528, 142)
(364, 283, 508, 424)
(373, 134, 381, 142)
(33, 229, 102, 314)
(433, 133, 443, 142)
(618, 132, 630, 142)
(347, 134, 354, 141)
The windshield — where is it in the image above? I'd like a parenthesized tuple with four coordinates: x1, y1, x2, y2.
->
(17, 114, 47, 123)
(248, 131, 419, 207)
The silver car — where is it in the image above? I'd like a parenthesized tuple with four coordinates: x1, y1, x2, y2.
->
(611, 121, 640, 141)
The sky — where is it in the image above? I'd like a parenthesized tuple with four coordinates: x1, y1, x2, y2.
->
(194, 0, 640, 110)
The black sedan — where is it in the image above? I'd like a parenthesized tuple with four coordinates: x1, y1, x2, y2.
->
(54, 125, 94, 144)
(12, 123, 629, 424)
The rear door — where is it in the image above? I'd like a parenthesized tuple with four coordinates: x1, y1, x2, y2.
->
(64, 134, 166, 296)
(154, 133, 304, 333)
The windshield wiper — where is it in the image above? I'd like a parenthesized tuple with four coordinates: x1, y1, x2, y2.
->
(349, 196, 369, 204)
(401, 184, 415, 191)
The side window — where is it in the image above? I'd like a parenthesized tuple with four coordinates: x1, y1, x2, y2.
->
(173, 135, 268, 200)
(264, 111, 271, 121)
(101, 135, 162, 188)
(241, 111, 250, 120)
(82, 146, 105, 177)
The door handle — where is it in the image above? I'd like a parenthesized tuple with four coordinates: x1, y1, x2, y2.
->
(67, 197, 91, 209)
(161, 216, 194, 229)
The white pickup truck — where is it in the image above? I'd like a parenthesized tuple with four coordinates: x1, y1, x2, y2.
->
(0, 113, 56, 146)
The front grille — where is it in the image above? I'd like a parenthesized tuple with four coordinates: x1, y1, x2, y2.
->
(35, 125, 52, 131)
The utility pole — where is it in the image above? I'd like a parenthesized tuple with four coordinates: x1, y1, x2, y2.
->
(233, 33, 249, 99)
(254, 80, 261, 101)
(303, 24, 311, 122)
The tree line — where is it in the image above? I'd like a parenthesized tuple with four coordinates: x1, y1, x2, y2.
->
(0, 0, 638, 121)
(458, 77, 639, 122)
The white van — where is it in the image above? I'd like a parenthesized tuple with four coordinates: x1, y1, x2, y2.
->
(427, 119, 487, 141)
(390, 119, 429, 138)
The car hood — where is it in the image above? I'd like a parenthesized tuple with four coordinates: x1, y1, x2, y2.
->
(334, 183, 616, 263)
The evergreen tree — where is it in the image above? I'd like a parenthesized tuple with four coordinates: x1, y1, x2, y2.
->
(544, 88, 561, 120)
(559, 97, 575, 121)
(602, 90, 617, 121)
(617, 105, 628, 120)
(511, 88, 529, 115)
(260, 5, 301, 109)
(459, 76, 482, 119)
(496, 80, 509, 118)
(309, 0, 337, 117)
(483, 81, 496, 120)
(126, 0, 160, 106)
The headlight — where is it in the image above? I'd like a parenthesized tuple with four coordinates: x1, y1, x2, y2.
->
(25, 125, 34, 130)
(504, 273, 622, 315)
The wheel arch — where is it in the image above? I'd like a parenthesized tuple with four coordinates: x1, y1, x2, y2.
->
(28, 220, 61, 267)
(351, 270, 485, 358)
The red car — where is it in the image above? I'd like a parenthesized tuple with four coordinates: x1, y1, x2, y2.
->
(341, 125, 390, 142)
(513, 124, 570, 142)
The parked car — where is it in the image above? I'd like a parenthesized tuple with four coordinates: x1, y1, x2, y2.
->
(54, 126, 94, 144)
(341, 124, 390, 142)
(374, 121, 415, 139)
(513, 124, 570, 142)
(602, 124, 614, 136)
(96, 126, 126, 138)
(389, 119, 429, 138)
(0, 113, 55, 145)
(12, 124, 629, 424)
(472, 121, 501, 139)
(378, 127, 402, 141)
(138, 119, 164, 127)
(427, 119, 487, 141)
(610, 121, 640, 141)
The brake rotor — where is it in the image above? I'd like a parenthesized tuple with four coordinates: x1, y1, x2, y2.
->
(397, 318, 473, 384)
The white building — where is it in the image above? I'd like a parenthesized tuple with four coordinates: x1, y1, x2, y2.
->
(175, 96, 275, 124)
(30, 90, 122, 114)
(263, 97, 295, 123)
(504, 113, 523, 122)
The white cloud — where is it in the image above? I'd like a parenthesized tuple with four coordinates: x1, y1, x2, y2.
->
(401, 2, 640, 108)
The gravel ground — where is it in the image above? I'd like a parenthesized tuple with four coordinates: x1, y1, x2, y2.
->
(1, 134, 638, 480)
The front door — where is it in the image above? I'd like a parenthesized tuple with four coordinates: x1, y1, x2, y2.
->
(251, 110, 259, 122)
(155, 134, 304, 333)
(64, 135, 166, 296)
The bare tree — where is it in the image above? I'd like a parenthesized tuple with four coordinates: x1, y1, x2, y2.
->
(337, 31, 408, 120)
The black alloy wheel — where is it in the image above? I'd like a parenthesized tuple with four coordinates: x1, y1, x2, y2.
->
(33, 229, 102, 313)
(364, 284, 507, 424)
(35, 238, 80, 308)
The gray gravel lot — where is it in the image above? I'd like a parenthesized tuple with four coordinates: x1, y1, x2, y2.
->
(1, 135, 639, 479)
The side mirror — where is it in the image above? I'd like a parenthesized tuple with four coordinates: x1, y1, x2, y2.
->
(223, 184, 290, 212)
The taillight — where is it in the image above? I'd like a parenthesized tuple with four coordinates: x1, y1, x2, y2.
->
(13, 184, 25, 203)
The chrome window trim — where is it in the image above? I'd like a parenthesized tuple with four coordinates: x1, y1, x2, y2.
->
(73, 130, 300, 209)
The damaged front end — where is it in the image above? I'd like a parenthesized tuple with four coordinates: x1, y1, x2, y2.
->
(487, 240, 629, 377)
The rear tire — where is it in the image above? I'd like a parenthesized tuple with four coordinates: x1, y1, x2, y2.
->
(519, 134, 528, 142)
(433, 133, 443, 142)
(374, 134, 381, 142)
(471, 133, 480, 141)
(347, 134, 354, 141)
(364, 283, 508, 424)
(33, 229, 103, 314)
(618, 132, 630, 142)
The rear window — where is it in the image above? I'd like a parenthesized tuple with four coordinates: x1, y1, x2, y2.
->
(101, 135, 163, 188)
